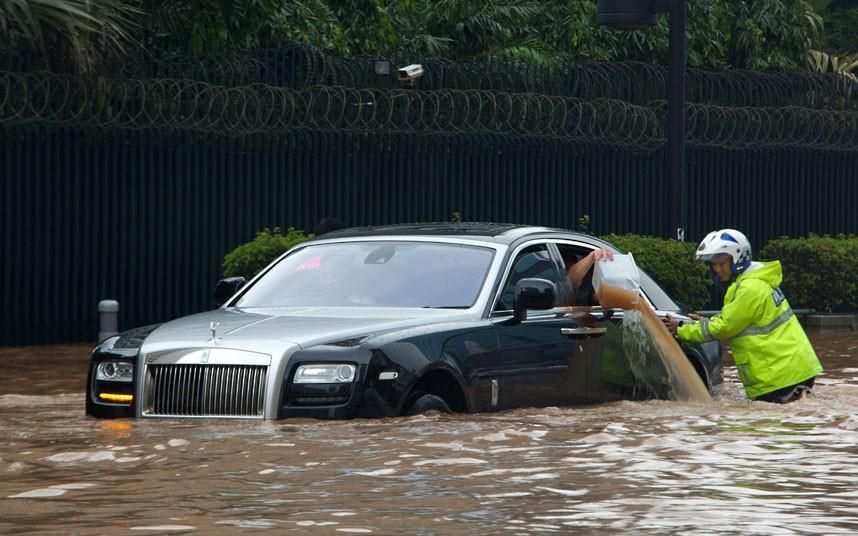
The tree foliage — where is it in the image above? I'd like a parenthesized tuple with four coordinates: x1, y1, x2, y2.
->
(128, 0, 825, 71)
(0, 0, 139, 72)
(140, 0, 284, 57)
(3, 1, 843, 74)
(820, 0, 858, 54)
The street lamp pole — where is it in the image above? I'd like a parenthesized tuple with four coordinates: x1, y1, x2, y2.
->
(597, 0, 687, 241)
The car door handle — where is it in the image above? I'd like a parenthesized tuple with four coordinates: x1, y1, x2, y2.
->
(560, 327, 607, 338)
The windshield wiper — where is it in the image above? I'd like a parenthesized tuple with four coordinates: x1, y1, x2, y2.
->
(421, 305, 470, 309)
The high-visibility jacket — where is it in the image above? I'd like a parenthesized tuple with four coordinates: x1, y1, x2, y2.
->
(677, 261, 822, 399)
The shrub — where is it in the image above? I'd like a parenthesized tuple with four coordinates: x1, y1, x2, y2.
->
(759, 235, 858, 313)
(223, 227, 311, 279)
(601, 234, 711, 311)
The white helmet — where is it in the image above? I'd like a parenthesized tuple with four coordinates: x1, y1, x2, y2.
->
(695, 229, 752, 274)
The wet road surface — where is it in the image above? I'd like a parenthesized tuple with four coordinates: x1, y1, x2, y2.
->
(2, 333, 858, 534)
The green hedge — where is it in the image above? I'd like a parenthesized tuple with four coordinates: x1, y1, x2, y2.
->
(759, 235, 858, 313)
(601, 234, 711, 310)
(223, 227, 311, 279)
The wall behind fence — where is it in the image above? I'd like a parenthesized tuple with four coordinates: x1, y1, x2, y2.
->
(2, 125, 856, 346)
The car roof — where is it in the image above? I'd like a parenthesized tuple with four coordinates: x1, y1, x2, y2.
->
(313, 222, 596, 245)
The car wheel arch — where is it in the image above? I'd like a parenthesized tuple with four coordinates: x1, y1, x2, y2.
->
(400, 365, 470, 415)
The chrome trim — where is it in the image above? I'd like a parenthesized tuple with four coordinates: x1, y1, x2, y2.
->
(146, 348, 271, 366)
(142, 348, 271, 418)
(560, 327, 608, 336)
(208, 321, 221, 344)
(143, 363, 268, 418)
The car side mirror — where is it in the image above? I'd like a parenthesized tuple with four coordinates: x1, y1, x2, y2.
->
(214, 276, 246, 307)
(512, 278, 556, 323)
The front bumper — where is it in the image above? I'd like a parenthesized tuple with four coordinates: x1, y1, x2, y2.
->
(87, 343, 409, 420)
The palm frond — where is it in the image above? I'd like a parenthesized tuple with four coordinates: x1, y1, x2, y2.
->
(408, 33, 455, 56)
(0, 0, 140, 55)
(808, 49, 858, 81)
(498, 45, 554, 68)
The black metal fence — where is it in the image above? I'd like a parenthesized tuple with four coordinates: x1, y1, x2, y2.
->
(1, 45, 856, 346)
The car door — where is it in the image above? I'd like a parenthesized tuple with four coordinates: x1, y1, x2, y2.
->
(490, 241, 607, 410)
(554, 239, 693, 402)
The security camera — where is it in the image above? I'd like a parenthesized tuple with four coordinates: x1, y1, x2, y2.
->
(397, 64, 424, 83)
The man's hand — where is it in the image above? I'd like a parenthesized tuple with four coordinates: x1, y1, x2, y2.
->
(569, 248, 615, 291)
(687, 313, 702, 321)
(592, 248, 614, 262)
(661, 314, 680, 336)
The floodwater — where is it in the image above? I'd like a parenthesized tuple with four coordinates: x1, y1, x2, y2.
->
(2, 334, 858, 535)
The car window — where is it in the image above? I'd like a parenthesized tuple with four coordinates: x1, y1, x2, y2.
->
(556, 243, 599, 306)
(495, 244, 568, 311)
(232, 241, 496, 309)
(555, 240, 667, 310)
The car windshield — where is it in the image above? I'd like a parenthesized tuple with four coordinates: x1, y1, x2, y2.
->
(232, 241, 496, 309)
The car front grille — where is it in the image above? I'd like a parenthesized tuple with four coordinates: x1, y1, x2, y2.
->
(144, 364, 267, 417)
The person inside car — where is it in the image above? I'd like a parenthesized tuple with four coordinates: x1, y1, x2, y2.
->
(318, 254, 374, 305)
(661, 229, 822, 403)
(562, 248, 614, 306)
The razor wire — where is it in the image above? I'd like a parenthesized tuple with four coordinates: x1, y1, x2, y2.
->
(2, 43, 856, 111)
(105, 49, 858, 111)
(0, 71, 662, 150)
(1, 71, 857, 152)
(314, 54, 858, 112)
(101, 45, 858, 111)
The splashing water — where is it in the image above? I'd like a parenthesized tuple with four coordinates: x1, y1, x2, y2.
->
(597, 284, 711, 403)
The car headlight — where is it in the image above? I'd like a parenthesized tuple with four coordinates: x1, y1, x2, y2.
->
(293, 364, 356, 384)
(96, 361, 134, 382)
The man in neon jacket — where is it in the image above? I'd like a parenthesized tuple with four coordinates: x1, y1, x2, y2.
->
(662, 229, 822, 403)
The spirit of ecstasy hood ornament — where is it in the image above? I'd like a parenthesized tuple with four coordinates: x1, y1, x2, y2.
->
(208, 321, 222, 343)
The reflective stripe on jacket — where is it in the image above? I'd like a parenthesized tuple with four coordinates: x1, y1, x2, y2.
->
(676, 261, 822, 399)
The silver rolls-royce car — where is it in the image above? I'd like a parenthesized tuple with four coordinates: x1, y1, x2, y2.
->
(86, 223, 721, 420)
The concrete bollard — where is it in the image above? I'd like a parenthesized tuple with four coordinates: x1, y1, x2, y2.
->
(98, 299, 120, 343)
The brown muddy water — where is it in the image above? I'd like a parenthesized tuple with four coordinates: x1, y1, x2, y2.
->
(595, 284, 711, 403)
(2, 334, 858, 535)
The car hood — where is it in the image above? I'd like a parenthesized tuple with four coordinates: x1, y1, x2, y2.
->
(141, 306, 471, 352)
